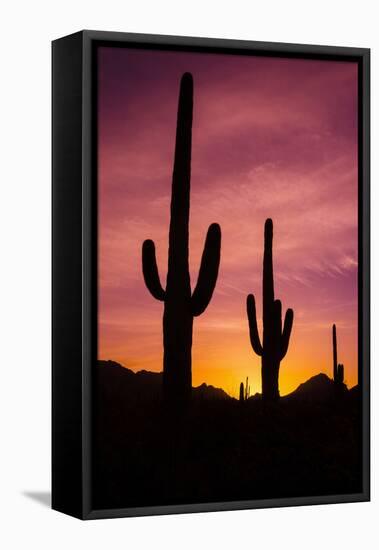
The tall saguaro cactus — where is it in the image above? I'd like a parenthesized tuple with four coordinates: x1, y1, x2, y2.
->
(332, 324, 345, 385)
(142, 73, 221, 407)
(246, 219, 294, 401)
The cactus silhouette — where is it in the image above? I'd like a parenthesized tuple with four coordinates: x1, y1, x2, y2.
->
(239, 382, 244, 402)
(142, 73, 221, 407)
(332, 324, 345, 385)
(336, 364, 344, 384)
(246, 219, 294, 401)
(245, 376, 250, 400)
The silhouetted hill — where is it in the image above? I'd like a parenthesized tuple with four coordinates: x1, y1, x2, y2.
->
(349, 384, 361, 398)
(284, 373, 348, 403)
(98, 361, 355, 404)
(97, 360, 232, 401)
(94, 360, 362, 510)
(246, 392, 262, 402)
(286, 373, 333, 401)
(193, 382, 232, 400)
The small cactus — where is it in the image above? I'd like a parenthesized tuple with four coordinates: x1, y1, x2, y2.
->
(246, 219, 294, 401)
(244, 377, 250, 400)
(239, 382, 244, 402)
(332, 324, 345, 386)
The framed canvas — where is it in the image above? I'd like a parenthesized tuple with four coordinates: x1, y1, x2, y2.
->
(52, 30, 370, 520)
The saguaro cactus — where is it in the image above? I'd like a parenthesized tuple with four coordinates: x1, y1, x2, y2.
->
(142, 73, 221, 407)
(246, 219, 294, 401)
(332, 324, 345, 385)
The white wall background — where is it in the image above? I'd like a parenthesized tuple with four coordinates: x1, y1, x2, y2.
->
(0, 1, 377, 548)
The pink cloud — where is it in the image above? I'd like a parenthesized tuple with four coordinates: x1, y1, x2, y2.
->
(98, 47, 358, 394)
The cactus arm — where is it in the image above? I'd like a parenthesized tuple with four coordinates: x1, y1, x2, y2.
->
(191, 223, 221, 316)
(272, 299, 282, 357)
(142, 239, 166, 301)
(246, 294, 263, 356)
(273, 299, 283, 332)
(280, 308, 294, 359)
(338, 363, 344, 384)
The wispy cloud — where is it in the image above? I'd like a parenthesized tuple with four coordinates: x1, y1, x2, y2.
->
(98, 48, 358, 395)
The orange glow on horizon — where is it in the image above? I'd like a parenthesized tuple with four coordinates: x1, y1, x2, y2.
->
(99, 315, 358, 398)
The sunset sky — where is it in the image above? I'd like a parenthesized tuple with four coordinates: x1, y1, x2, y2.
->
(97, 46, 358, 397)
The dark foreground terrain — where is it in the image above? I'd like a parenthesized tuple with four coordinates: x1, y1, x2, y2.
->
(93, 360, 362, 510)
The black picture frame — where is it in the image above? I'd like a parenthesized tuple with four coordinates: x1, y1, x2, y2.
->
(52, 30, 370, 520)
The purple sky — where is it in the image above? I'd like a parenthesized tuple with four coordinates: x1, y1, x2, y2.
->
(97, 46, 358, 396)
